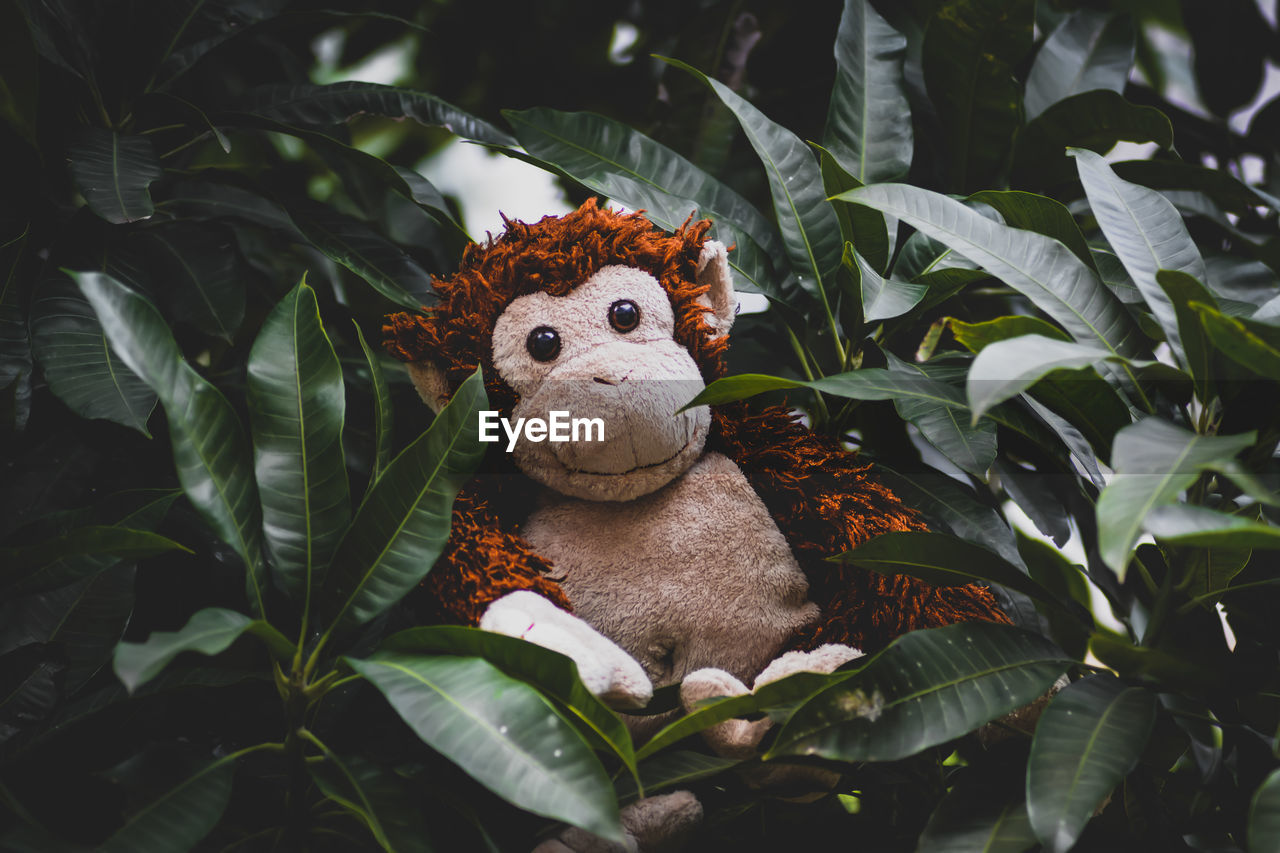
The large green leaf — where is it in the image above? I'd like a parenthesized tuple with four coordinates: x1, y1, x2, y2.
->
(1096, 418, 1256, 576)
(67, 129, 162, 224)
(0, 562, 135, 694)
(284, 204, 431, 310)
(346, 651, 623, 841)
(1156, 270, 1217, 402)
(1192, 301, 1280, 381)
(502, 108, 782, 297)
(98, 753, 239, 853)
(618, 752, 740, 803)
(966, 334, 1163, 420)
(837, 184, 1144, 357)
(917, 790, 1037, 853)
(135, 225, 246, 343)
(1026, 674, 1156, 853)
(29, 274, 156, 435)
(824, 153, 890, 277)
(354, 322, 393, 488)
(1013, 91, 1172, 187)
(0, 525, 186, 595)
(320, 370, 486, 633)
(967, 190, 1097, 272)
(876, 467, 1026, 567)
(664, 58, 842, 306)
(1249, 767, 1280, 853)
(73, 271, 269, 615)
(1024, 10, 1134, 120)
(379, 626, 636, 777)
(113, 606, 294, 693)
(922, 0, 1032, 192)
(1113, 159, 1279, 216)
(1072, 148, 1205, 365)
(769, 622, 1069, 762)
(825, 0, 913, 183)
(240, 81, 515, 145)
(686, 366, 995, 476)
(830, 531, 1068, 613)
(149, 0, 289, 90)
(247, 280, 350, 609)
(1143, 505, 1280, 550)
(308, 746, 431, 853)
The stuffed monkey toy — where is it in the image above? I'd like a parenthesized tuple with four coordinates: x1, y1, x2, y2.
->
(383, 200, 1010, 851)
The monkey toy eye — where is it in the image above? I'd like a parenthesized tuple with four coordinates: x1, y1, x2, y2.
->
(526, 326, 561, 362)
(608, 299, 640, 333)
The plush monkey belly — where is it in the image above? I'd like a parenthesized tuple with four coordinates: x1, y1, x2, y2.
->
(522, 451, 819, 690)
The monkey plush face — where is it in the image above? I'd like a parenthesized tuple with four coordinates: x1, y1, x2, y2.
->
(491, 264, 711, 502)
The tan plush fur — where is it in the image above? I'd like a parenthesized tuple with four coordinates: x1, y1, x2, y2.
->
(522, 452, 819, 688)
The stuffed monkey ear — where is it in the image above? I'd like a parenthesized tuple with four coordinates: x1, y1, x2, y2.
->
(695, 239, 735, 339)
(406, 361, 451, 414)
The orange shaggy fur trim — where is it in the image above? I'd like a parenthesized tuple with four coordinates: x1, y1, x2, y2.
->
(710, 403, 1010, 653)
(413, 487, 571, 626)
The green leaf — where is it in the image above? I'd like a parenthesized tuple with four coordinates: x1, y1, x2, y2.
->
(308, 747, 430, 853)
(1096, 418, 1256, 576)
(284, 205, 431, 310)
(67, 129, 162, 224)
(72, 271, 269, 615)
(966, 334, 1163, 421)
(829, 531, 1068, 613)
(113, 607, 294, 693)
(1248, 767, 1280, 853)
(28, 274, 156, 435)
(1143, 505, 1280, 550)
(346, 651, 623, 841)
(1026, 674, 1156, 853)
(686, 365, 995, 475)
(98, 753, 238, 853)
(968, 190, 1097, 272)
(917, 792, 1037, 853)
(247, 280, 350, 607)
(1155, 270, 1217, 402)
(1113, 159, 1278, 216)
(0, 562, 136, 694)
(0, 526, 186, 595)
(837, 184, 1144, 357)
(379, 626, 635, 778)
(150, 0, 289, 90)
(135, 225, 246, 343)
(825, 0, 913, 183)
(162, 180, 299, 235)
(620, 751, 740, 802)
(321, 370, 486, 633)
(240, 82, 515, 145)
(1192, 301, 1280, 381)
(922, 0, 1032, 192)
(1025, 10, 1134, 120)
(849, 244, 926, 322)
(1013, 91, 1172, 187)
(877, 467, 1026, 567)
(769, 622, 1069, 762)
(502, 108, 783, 297)
(663, 57, 843, 306)
(1071, 148, 1205, 365)
(949, 315, 1070, 352)
(354, 322, 394, 488)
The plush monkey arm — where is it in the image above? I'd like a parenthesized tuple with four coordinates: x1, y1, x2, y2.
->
(709, 403, 1010, 654)
(417, 489, 652, 710)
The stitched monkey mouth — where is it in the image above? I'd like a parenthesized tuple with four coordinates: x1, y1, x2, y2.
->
(559, 437, 694, 477)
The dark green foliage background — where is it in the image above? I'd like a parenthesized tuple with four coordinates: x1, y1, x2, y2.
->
(2, 0, 1280, 851)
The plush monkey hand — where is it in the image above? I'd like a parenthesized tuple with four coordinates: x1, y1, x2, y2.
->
(481, 591, 653, 710)
(679, 644, 864, 758)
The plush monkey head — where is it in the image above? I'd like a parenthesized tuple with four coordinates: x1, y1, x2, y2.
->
(383, 200, 736, 502)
